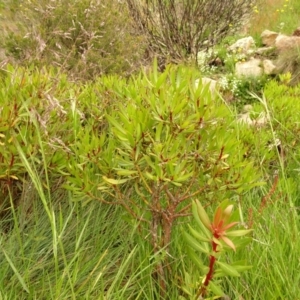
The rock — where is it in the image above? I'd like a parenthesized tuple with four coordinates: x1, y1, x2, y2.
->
(235, 58, 263, 78)
(243, 105, 253, 113)
(255, 46, 275, 55)
(228, 36, 255, 54)
(275, 34, 300, 53)
(237, 105, 253, 126)
(263, 59, 277, 75)
(261, 30, 278, 47)
(195, 77, 218, 95)
(237, 105, 268, 127)
(254, 112, 268, 127)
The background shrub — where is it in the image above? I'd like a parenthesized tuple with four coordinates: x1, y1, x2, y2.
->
(126, 0, 257, 65)
(2, 0, 146, 80)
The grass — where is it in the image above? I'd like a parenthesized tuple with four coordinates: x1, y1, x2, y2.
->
(225, 188, 300, 299)
(222, 91, 300, 299)
(1, 75, 299, 299)
(0, 186, 137, 298)
(248, 0, 300, 37)
(0, 0, 300, 299)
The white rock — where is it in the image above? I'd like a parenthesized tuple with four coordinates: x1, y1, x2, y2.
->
(237, 106, 268, 127)
(237, 105, 252, 125)
(235, 58, 263, 78)
(195, 77, 218, 95)
(261, 30, 279, 47)
(263, 59, 277, 75)
(254, 112, 268, 127)
(228, 36, 255, 54)
(275, 34, 300, 53)
(255, 46, 274, 55)
(237, 112, 253, 126)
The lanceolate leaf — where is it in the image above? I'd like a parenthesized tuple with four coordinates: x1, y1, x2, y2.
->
(216, 261, 240, 277)
(226, 229, 253, 237)
(192, 201, 212, 239)
(208, 280, 224, 297)
(221, 236, 236, 252)
(188, 224, 210, 243)
(232, 236, 252, 248)
(232, 264, 252, 272)
(102, 176, 130, 185)
(231, 260, 253, 272)
(106, 114, 127, 135)
(213, 268, 227, 278)
(183, 231, 209, 254)
(115, 169, 138, 176)
(170, 181, 182, 187)
(194, 200, 212, 231)
(186, 247, 208, 273)
(174, 171, 194, 182)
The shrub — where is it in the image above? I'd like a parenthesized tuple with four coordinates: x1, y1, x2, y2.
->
(0, 64, 112, 225)
(0, 63, 263, 295)
(126, 0, 257, 65)
(3, 0, 146, 80)
(66, 61, 263, 295)
(0, 65, 69, 217)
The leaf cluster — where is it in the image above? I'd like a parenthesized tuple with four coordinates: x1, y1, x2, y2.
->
(182, 200, 252, 299)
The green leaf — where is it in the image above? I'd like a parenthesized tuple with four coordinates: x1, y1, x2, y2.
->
(174, 171, 194, 182)
(106, 114, 127, 135)
(213, 268, 227, 278)
(208, 280, 224, 297)
(231, 260, 253, 272)
(231, 264, 252, 272)
(216, 261, 240, 277)
(232, 236, 252, 248)
(183, 231, 209, 254)
(115, 169, 138, 176)
(193, 200, 212, 231)
(154, 121, 163, 142)
(144, 172, 157, 181)
(188, 224, 210, 243)
(186, 247, 208, 273)
(97, 185, 110, 191)
(173, 98, 189, 115)
(170, 181, 182, 187)
(156, 71, 169, 89)
(226, 229, 253, 237)
(102, 176, 129, 185)
(144, 155, 157, 171)
(191, 202, 212, 240)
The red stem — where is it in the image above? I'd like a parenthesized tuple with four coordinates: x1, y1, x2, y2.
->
(198, 239, 218, 297)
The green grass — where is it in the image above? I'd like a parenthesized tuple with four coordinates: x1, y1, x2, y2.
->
(223, 188, 300, 299)
(0, 189, 137, 298)
(248, 0, 300, 37)
(1, 92, 299, 299)
(0, 0, 300, 299)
